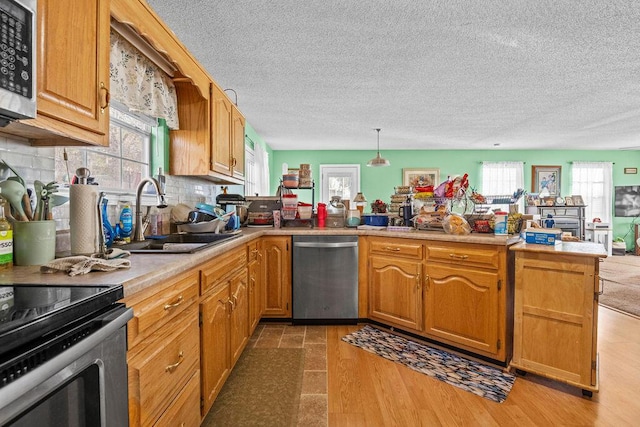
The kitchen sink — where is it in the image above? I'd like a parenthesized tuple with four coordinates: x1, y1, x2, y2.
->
(117, 231, 242, 254)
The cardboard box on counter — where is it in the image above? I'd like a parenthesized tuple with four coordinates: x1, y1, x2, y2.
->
(524, 228, 563, 245)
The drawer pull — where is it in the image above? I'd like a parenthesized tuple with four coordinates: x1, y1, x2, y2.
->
(384, 246, 401, 252)
(449, 253, 469, 260)
(165, 351, 184, 372)
(163, 295, 184, 310)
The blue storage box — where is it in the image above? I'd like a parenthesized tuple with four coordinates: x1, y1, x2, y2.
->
(525, 228, 562, 245)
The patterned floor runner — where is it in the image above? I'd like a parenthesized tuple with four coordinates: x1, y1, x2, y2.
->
(342, 325, 515, 403)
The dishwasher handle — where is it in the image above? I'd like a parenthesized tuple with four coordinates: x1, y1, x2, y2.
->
(294, 241, 358, 249)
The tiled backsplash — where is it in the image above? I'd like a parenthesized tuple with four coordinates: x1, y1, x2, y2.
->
(0, 134, 237, 233)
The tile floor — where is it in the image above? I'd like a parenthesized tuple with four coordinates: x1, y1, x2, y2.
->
(247, 323, 328, 427)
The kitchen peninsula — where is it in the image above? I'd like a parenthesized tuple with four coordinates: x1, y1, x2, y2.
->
(0, 228, 606, 425)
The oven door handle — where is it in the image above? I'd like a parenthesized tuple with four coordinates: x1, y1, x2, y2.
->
(0, 306, 133, 412)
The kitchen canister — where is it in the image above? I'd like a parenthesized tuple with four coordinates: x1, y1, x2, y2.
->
(69, 184, 100, 255)
(494, 212, 508, 235)
(13, 220, 56, 266)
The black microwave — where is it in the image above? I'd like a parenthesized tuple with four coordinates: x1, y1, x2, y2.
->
(0, 0, 36, 127)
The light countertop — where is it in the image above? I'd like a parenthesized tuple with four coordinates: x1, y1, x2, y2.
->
(0, 227, 521, 297)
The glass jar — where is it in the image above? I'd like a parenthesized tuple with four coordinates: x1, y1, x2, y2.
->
(346, 209, 361, 227)
(327, 196, 345, 228)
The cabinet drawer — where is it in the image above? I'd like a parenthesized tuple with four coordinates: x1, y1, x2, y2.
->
(128, 305, 200, 427)
(154, 371, 201, 427)
(124, 270, 200, 348)
(426, 243, 500, 269)
(201, 246, 247, 295)
(369, 237, 423, 259)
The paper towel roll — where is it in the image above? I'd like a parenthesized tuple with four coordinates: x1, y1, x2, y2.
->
(70, 185, 99, 255)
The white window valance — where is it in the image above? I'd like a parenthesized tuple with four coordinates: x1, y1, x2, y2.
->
(109, 30, 179, 129)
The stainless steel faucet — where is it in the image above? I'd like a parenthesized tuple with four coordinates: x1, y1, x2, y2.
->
(133, 177, 168, 242)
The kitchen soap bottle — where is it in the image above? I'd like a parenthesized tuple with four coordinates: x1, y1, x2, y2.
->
(102, 198, 114, 247)
(327, 196, 345, 228)
(0, 197, 13, 270)
(118, 200, 133, 243)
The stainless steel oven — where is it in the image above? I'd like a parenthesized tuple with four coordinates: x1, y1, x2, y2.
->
(0, 285, 133, 426)
(0, 0, 36, 126)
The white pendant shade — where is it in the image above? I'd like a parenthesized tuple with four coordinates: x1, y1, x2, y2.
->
(367, 128, 390, 167)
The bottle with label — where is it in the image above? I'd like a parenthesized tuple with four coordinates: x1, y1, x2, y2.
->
(0, 198, 13, 270)
(118, 200, 133, 243)
(102, 198, 114, 247)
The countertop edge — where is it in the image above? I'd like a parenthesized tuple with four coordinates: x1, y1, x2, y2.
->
(0, 228, 522, 297)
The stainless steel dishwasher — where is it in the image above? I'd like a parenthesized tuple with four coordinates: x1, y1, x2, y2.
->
(292, 235, 358, 324)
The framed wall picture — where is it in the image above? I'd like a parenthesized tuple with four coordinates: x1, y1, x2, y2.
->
(531, 165, 561, 197)
(403, 168, 440, 188)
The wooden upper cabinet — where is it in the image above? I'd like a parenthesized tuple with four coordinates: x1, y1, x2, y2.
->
(231, 105, 245, 180)
(170, 82, 210, 176)
(211, 84, 233, 176)
(1, 0, 111, 145)
(210, 83, 245, 181)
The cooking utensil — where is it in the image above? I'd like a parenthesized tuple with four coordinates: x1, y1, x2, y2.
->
(76, 167, 90, 184)
(0, 160, 31, 220)
(33, 180, 43, 220)
(49, 194, 69, 208)
(0, 179, 28, 221)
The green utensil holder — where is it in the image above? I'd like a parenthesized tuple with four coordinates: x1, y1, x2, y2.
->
(14, 220, 56, 266)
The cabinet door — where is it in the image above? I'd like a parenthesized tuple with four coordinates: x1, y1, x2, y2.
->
(211, 84, 233, 175)
(229, 269, 249, 366)
(512, 253, 598, 389)
(231, 105, 245, 179)
(36, 0, 110, 144)
(200, 285, 230, 416)
(424, 263, 500, 357)
(369, 256, 423, 331)
(248, 241, 264, 332)
(262, 236, 292, 317)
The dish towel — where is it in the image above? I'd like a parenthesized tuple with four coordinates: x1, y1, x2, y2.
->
(41, 254, 131, 276)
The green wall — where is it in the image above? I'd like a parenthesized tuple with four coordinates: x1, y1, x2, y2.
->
(270, 149, 640, 250)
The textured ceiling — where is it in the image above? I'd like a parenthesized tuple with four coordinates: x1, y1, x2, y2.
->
(145, 0, 640, 151)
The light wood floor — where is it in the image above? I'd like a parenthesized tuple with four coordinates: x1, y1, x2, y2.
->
(327, 307, 640, 426)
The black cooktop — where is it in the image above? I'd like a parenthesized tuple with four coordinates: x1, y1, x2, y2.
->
(0, 285, 124, 358)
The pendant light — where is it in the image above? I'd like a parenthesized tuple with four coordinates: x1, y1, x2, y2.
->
(367, 128, 390, 167)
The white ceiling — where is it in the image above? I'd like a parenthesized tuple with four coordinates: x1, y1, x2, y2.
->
(145, 0, 640, 151)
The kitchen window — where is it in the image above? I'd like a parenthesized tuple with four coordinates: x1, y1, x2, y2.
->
(244, 134, 270, 196)
(55, 102, 154, 192)
(571, 162, 612, 223)
(480, 161, 524, 212)
(320, 165, 360, 206)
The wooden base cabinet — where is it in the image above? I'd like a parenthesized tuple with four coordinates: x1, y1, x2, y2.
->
(123, 270, 201, 427)
(248, 240, 265, 331)
(262, 236, 292, 318)
(363, 237, 512, 363)
(200, 246, 249, 416)
(510, 243, 605, 395)
(368, 251, 424, 332)
(424, 243, 507, 361)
